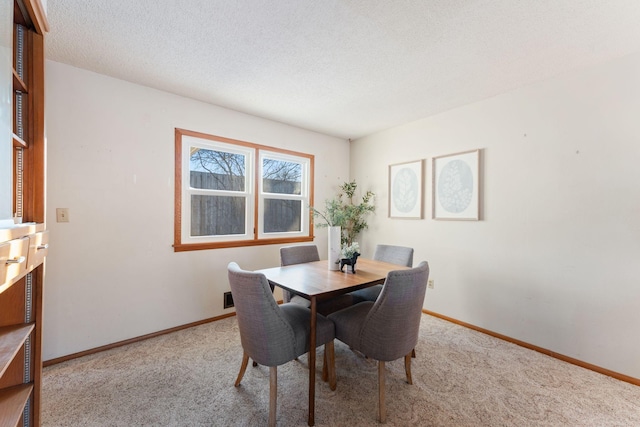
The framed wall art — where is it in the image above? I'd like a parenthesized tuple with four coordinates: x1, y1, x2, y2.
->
(389, 159, 424, 219)
(432, 149, 481, 220)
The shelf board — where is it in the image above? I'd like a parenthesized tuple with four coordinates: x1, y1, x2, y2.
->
(0, 223, 43, 244)
(0, 324, 35, 378)
(12, 133, 27, 149)
(12, 69, 27, 94)
(0, 384, 33, 427)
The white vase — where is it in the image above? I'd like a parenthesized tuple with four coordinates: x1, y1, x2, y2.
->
(328, 226, 341, 271)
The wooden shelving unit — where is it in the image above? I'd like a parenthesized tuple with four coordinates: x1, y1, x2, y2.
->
(0, 1, 48, 426)
(0, 384, 33, 427)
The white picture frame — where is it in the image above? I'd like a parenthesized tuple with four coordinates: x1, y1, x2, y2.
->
(432, 149, 481, 220)
(389, 159, 424, 219)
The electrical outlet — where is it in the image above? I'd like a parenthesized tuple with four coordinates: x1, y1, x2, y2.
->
(56, 208, 70, 223)
(428, 279, 434, 289)
(223, 291, 234, 309)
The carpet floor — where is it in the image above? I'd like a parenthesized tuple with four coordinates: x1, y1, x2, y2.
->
(42, 314, 640, 426)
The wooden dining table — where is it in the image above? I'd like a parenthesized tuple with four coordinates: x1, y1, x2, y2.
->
(255, 257, 409, 426)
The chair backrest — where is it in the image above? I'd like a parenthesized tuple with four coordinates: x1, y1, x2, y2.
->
(373, 244, 414, 267)
(279, 245, 321, 303)
(358, 261, 429, 361)
(227, 262, 298, 366)
(280, 244, 320, 266)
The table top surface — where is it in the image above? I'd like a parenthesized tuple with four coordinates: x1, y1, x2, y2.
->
(256, 258, 409, 301)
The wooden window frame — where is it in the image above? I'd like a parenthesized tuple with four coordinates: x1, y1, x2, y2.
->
(174, 128, 315, 252)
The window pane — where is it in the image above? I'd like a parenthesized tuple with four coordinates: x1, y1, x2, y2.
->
(263, 158, 301, 194)
(190, 148, 245, 191)
(264, 199, 302, 233)
(191, 195, 246, 236)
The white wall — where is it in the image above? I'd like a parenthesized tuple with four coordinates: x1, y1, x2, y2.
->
(44, 61, 349, 360)
(351, 52, 640, 379)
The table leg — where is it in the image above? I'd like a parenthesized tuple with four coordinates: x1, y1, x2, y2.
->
(308, 296, 316, 426)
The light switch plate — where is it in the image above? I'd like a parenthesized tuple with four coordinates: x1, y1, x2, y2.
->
(56, 208, 69, 223)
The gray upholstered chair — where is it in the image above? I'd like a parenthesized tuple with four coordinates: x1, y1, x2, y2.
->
(328, 261, 429, 423)
(280, 244, 354, 315)
(228, 262, 336, 427)
(349, 244, 414, 303)
(279, 244, 320, 305)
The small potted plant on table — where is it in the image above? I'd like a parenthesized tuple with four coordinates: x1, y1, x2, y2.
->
(311, 180, 375, 270)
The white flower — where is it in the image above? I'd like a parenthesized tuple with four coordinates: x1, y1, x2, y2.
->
(341, 242, 360, 259)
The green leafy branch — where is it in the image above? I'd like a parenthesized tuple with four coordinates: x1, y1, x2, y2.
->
(311, 180, 375, 246)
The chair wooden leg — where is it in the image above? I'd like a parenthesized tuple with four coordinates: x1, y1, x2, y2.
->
(411, 348, 416, 358)
(378, 361, 386, 423)
(404, 352, 413, 385)
(253, 361, 258, 367)
(235, 352, 250, 387)
(326, 341, 336, 391)
(322, 350, 328, 382)
(269, 366, 277, 427)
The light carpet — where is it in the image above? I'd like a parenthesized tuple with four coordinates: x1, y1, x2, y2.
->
(42, 314, 640, 426)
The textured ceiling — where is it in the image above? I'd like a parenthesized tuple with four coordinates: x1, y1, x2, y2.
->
(45, 0, 640, 140)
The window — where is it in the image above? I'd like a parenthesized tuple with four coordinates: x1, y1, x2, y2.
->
(174, 128, 314, 251)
